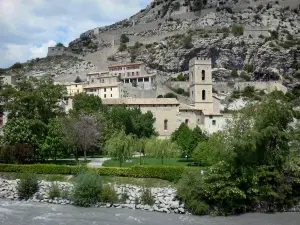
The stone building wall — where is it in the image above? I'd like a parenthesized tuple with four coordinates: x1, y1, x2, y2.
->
(47, 47, 77, 57)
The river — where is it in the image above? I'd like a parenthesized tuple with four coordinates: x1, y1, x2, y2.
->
(0, 199, 300, 225)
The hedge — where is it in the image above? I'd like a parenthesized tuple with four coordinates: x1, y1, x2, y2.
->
(0, 164, 200, 182)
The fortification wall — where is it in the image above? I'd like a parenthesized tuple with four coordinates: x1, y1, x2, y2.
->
(47, 47, 78, 57)
(123, 85, 157, 98)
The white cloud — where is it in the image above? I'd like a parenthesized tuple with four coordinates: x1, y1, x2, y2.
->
(0, 0, 149, 68)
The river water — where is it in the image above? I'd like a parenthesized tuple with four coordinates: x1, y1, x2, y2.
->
(1, 199, 300, 225)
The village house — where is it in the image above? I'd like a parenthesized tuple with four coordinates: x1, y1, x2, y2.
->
(108, 62, 156, 90)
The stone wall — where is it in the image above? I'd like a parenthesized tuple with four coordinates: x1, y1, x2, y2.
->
(47, 47, 78, 57)
(0, 178, 185, 214)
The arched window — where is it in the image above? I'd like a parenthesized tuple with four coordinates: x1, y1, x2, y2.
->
(191, 90, 193, 97)
(185, 119, 189, 125)
(202, 90, 206, 100)
(164, 119, 168, 131)
(202, 70, 205, 81)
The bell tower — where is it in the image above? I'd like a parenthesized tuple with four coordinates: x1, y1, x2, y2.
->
(189, 55, 213, 113)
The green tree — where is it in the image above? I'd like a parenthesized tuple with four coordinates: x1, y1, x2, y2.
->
(74, 76, 82, 83)
(118, 43, 127, 52)
(107, 107, 156, 138)
(231, 69, 238, 78)
(144, 138, 180, 165)
(120, 34, 129, 43)
(38, 118, 70, 160)
(182, 35, 193, 49)
(55, 43, 64, 47)
(171, 123, 205, 158)
(105, 130, 134, 167)
(71, 93, 103, 115)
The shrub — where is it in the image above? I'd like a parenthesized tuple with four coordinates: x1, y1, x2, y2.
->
(72, 171, 103, 207)
(172, 1, 181, 11)
(231, 24, 244, 36)
(17, 173, 39, 199)
(140, 188, 155, 205)
(10, 62, 23, 70)
(231, 69, 238, 78)
(120, 190, 129, 203)
(164, 92, 177, 99)
(240, 72, 251, 81)
(61, 189, 71, 200)
(118, 43, 127, 52)
(48, 182, 61, 199)
(107, 55, 116, 61)
(0, 164, 194, 182)
(120, 34, 129, 43)
(244, 63, 253, 73)
(182, 35, 193, 49)
(101, 185, 118, 203)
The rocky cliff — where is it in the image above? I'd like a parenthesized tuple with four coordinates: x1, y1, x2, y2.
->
(2, 0, 300, 86)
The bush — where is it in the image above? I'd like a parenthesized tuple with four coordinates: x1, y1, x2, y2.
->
(72, 171, 103, 207)
(164, 92, 177, 99)
(140, 188, 155, 205)
(101, 185, 118, 203)
(48, 182, 61, 199)
(240, 72, 251, 81)
(231, 24, 244, 36)
(244, 63, 254, 73)
(17, 173, 39, 199)
(10, 62, 23, 70)
(182, 35, 193, 49)
(120, 190, 129, 203)
(118, 43, 127, 52)
(0, 164, 194, 182)
(231, 69, 238, 78)
(120, 34, 129, 43)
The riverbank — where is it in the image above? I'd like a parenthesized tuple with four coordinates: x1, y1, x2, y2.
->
(0, 178, 185, 214)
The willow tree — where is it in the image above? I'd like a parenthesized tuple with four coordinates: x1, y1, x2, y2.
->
(144, 138, 180, 165)
(105, 130, 134, 167)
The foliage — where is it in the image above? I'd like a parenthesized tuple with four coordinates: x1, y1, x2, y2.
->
(182, 35, 193, 49)
(17, 173, 39, 199)
(164, 92, 177, 98)
(144, 138, 180, 165)
(240, 71, 251, 81)
(55, 43, 64, 47)
(118, 43, 127, 52)
(172, 1, 181, 11)
(10, 62, 23, 70)
(105, 131, 134, 167)
(71, 93, 103, 115)
(171, 124, 207, 158)
(48, 182, 61, 199)
(231, 69, 238, 78)
(101, 185, 118, 203)
(244, 63, 254, 73)
(38, 118, 70, 160)
(74, 76, 82, 83)
(231, 24, 244, 36)
(242, 86, 255, 98)
(0, 164, 194, 182)
(140, 188, 155, 205)
(107, 107, 156, 138)
(120, 191, 129, 203)
(193, 133, 230, 166)
(0, 143, 35, 164)
(72, 171, 103, 207)
(120, 34, 129, 43)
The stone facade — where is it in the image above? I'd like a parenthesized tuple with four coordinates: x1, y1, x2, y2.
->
(47, 46, 76, 57)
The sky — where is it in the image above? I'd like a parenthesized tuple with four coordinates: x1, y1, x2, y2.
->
(0, 0, 152, 68)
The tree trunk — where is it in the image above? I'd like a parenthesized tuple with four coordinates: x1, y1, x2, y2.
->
(84, 150, 87, 161)
(161, 156, 164, 165)
(75, 148, 79, 166)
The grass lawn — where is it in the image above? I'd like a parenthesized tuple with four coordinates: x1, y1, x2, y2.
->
(102, 157, 193, 167)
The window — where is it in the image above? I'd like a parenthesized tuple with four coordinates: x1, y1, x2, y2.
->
(209, 115, 213, 119)
(127, 72, 130, 77)
(212, 120, 216, 126)
(104, 94, 106, 98)
(144, 77, 149, 82)
(132, 72, 134, 76)
(104, 88, 106, 92)
(91, 79, 94, 83)
(202, 90, 206, 100)
(111, 88, 112, 91)
(185, 119, 189, 125)
(164, 119, 168, 131)
(136, 71, 139, 76)
(111, 94, 112, 97)
(191, 90, 193, 97)
(202, 70, 205, 80)
(138, 78, 143, 82)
